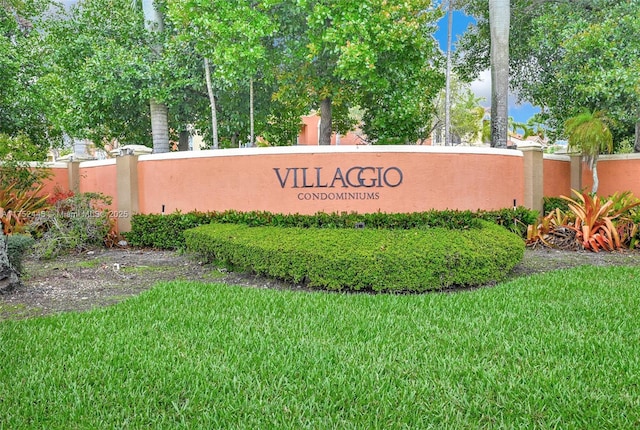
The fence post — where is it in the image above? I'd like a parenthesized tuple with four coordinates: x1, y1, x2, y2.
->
(67, 160, 81, 194)
(116, 154, 139, 233)
(520, 143, 544, 214)
(570, 154, 583, 192)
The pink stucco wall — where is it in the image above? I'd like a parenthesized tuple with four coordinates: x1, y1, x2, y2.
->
(37, 165, 69, 198)
(297, 115, 365, 146)
(543, 156, 572, 197)
(35, 150, 640, 227)
(580, 155, 640, 197)
(137, 146, 524, 215)
(79, 160, 117, 210)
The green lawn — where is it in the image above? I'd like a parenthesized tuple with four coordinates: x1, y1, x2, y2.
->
(1, 266, 640, 429)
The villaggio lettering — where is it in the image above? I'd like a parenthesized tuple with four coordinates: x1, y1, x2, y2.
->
(273, 166, 403, 189)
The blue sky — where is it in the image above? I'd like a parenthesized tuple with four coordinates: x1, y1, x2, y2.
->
(435, 10, 540, 126)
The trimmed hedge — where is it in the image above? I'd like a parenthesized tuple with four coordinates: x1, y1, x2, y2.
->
(543, 196, 570, 214)
(126, 208, 536, 250)
(184, 221, 524, 292)
(477, 206, 538, 237)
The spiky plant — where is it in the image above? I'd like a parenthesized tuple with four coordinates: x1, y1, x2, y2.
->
(564, 110, 613, 194)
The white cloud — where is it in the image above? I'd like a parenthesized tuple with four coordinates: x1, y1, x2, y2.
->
(470, 70, 492, 106)
(469, 69, 540, 122)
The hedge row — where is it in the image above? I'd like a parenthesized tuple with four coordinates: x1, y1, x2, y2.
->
(184, 221, 525, 292)
(543, 196, 570, 214)
(126, 208, 536, 250)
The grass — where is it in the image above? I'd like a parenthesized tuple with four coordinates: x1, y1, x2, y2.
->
(120, 265, 167, 274)
(1, 266, 640, 428)
(0, 303, 41, 320)
(74, 259, 104, 269)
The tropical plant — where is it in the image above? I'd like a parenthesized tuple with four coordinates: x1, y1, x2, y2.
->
(560, 190, 640, 252)
(526, 116, 546, 140)
(527, 190, 640, 252)
(0, 132, 51, 234)
(526, 208, 575, 249)
(565, 110, 613, 194)
(604, 191, 640, 249)
(509, 116, 532, 139)
(0, 181, 50, 235)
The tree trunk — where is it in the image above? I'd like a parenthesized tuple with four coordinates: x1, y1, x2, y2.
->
(591, 161, 599, 194)
(178, 129, 189, 151)
(150, 100, 170, 153)
(142, 0, 170, 154)
(319, 97, 332, 145)
(204, 58, 219, 149)
(141, 0, 164, 33)
(444, 0, 454, 146)
(489, 0, 510, 148)
(0, 232, 20, 294)
(634, 120, 640, 153)
(249, 77, 255, 147)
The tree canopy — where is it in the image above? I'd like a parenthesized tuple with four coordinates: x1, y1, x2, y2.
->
(40, 0, 209, 148)
(4, 0, 638, 152)
(280, 0, 444, 144)
(456, 0, 640, 149)
(34, 0, 446, 149)
(432, 74, 485, 144)
(0, 0, 60, 150)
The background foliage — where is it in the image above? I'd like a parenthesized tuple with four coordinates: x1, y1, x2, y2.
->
(456, 0, 640, 148)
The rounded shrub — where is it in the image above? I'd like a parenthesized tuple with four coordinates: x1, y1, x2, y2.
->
(185, 221, 524, 292)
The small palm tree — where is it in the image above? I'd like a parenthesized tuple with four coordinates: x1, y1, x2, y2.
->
(509, 116, 532, 139)
(565, 110, 613, 194)
(526, 117, 546, 140)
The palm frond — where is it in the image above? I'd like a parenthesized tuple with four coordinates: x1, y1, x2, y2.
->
(565, 109, 613, 158)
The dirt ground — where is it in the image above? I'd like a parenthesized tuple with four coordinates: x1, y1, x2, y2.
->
(2, 246, 640, 320)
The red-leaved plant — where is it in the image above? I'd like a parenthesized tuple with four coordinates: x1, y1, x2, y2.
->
(0, 181, 50, 235)
(560, 190, 640, 252)
(46, 186, 74, 205)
